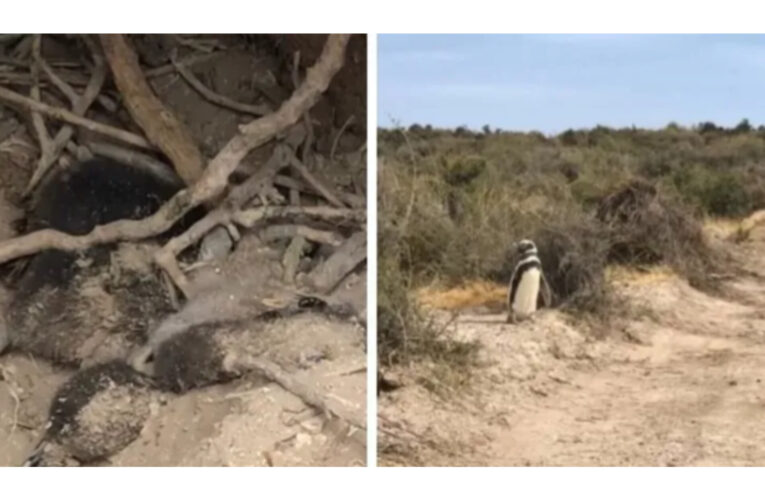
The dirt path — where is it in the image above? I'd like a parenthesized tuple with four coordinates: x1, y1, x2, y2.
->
(379, 230, 765, 466)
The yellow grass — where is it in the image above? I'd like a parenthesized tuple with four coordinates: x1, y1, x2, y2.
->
(417, 267, 679, 311)
(416, 280, 506, 310)
(604, 265, 676, 285)
(703, 211, 765, 242)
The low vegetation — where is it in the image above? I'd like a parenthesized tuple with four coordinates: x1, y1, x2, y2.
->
(379, 121, 762, 366)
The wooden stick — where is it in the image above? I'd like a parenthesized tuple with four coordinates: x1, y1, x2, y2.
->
(306, 231, 366, 293)
(330, 114, 355, 162)
(144, 51, 226, 79)
(29, 35, 52, 163)
(100, 34, 204, 186)
(0, 35, 351, 267)
(260, 225, 342, 245)
(172, 56, 272, 116)
(242, 357, 366, 430)
(24, 35, 107, 195)
(287, 149, 347, 208)
(0, 85, 152, 149)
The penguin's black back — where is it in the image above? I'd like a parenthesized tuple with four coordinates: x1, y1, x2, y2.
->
(46, 360, 151, 439)
(6, 158, 191, 363)
(30, 158, 180, 235)
(16, 158, 184, 295)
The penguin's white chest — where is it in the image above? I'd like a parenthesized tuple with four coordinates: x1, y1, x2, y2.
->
(512, 268, 540, 318)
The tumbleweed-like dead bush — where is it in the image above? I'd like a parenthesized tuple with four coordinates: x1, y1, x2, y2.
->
(596, 180, 723, 288)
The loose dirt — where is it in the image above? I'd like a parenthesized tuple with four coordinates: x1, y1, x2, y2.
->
(0, 34, 367, 467)
(379, 224, 765, 466)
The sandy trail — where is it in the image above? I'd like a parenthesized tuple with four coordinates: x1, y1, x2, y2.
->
(379, 231, 765, 466)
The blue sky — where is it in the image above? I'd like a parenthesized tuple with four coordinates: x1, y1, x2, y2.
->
(378, 34, 765, 134)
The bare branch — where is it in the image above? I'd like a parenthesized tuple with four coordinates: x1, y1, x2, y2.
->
(287, 149, 346, 208)
(0, 34, 352, 267)
(24, 35, 107, 195)
(29, 35, 52, 163)
(306, 231, 366, 293)
(100, 34, 205, 185)
(0, 85, 153, 149)
(172, 56, 272, 116)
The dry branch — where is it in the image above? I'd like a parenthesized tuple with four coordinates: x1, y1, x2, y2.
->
(100, 35, 204, 186)
(145, 51, 226, 79)
(282, 235, 307, 284)
(0, 85, 152, 149)
(156, 203, 362, 297)
(242, 357, 365, 430)
(29, 35, 52, 164)
(287, 150, 346, 208)
(0, 34, 351, 267)
(259, 224, 343, 245)
(307, 231, 366, 293)
(172, 56, 272, 116)
(24, 35, 107, 195)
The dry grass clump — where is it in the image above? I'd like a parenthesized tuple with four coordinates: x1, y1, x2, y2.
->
(532, 220, 612, 313)
(378, 240, 479, 367)
(416, 280, 506, 311)
(596, 180, 723, 288)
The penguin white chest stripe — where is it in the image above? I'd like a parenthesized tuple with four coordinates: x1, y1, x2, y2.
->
(513, 267, 541, 316)
(508, 256, 542, 317)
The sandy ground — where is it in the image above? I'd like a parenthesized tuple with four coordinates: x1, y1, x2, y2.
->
(379, 226, 765, 466)
(1, 350, 365, 467)
(0, 35, 367, 467)
(0, 237, 366, 467)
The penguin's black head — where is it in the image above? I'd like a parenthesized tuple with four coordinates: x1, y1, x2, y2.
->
(516, 239, 537, 257)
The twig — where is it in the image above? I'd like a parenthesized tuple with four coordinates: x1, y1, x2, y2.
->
(29, 35, 52, 166)
(287, 149, 346, 208)
(145, 51, 223, 78)
(157, 204, 361, 297)
(260, 225, 342, 246)
(289, 50, 309, 210)
(306, 231, 366, 293)
(244, 357, 365, 430)
(0, 70, 90, 89)
(273, 174, 364, 208)
(282, 235, 307, 284)
(397, 127, 419, 241)
(174, 36, 225, 53)
(38, 58, 79, 105)
(100, 34, 204, 186)
(0, 35, 351, 267)
(330, 114, 355, 163)
(227, 143, 291, 206)
(172, 56, 272, 116)
(0, 85, 152, 149)
(24, 35, 107, 195)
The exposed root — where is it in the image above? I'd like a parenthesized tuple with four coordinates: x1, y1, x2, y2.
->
(0, 34, 351, 267)
(100, 34, 204, 186)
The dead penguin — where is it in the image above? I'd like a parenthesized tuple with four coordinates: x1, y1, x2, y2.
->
(4, 157, 192, 365)
(24, 360, 153, 466)
(152, 309, 363, 394)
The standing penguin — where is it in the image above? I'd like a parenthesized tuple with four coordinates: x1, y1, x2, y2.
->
(507, 239, 552, 324)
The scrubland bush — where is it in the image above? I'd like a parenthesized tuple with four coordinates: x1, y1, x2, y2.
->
(379, 123, 759, 364)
